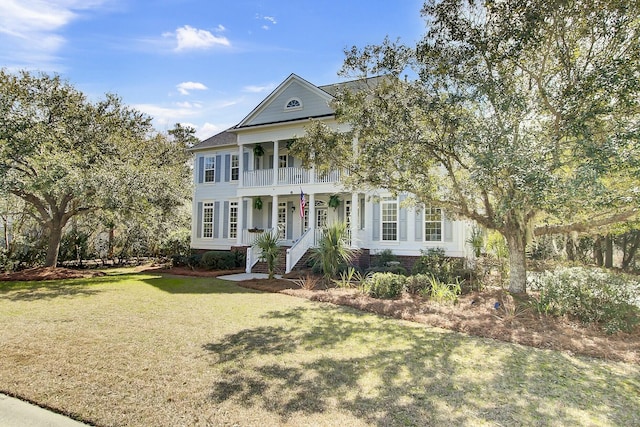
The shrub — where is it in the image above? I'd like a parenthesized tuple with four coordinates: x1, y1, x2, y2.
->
(428, 275, 462, 304)
(363, 272, 406, 299)
(406, 274, 433, 295)
(200, 251, 236, 270)
(310, 222, 353, 283)
(373, 249, 398, 267)
(528, 267, 640, 334)
(186, 253, 202, 269)
(254, 231, 280, 279)
(412, 248, 463, 283)
(365, 265, 407, 276)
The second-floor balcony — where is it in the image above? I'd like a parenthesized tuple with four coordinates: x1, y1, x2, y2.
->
(242, 166, 344, 187)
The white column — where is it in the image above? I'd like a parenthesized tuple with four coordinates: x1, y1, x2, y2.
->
(272, 140, 279, 186)
(351, 192, 359, 248)
(238, 145, 244, 187)
(237, 196, 244, 245)
(271, 194, 279, 232)
(309, 193, 316, 239)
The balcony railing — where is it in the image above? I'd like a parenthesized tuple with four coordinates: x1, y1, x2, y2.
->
(242, 167, 345, 187)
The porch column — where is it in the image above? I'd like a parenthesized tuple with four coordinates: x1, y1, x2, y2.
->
(272, 140, 279, 186)
(309, 193, 316, 235)
(272, 195, 279, 232)
(237, 196, 244, 245)
(238, 145, 244, 187)
(351, 192, 359, 248)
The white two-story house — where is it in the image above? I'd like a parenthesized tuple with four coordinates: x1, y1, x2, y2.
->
(189, 74, 471, 273)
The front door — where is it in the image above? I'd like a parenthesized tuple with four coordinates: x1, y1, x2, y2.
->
(316, 207, 328, 229)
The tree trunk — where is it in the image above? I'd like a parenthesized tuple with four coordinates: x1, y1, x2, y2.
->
(506, 231, 527, 294)
(44, 221, 63, 267)
(566, 234, 577, 261)
(604, 234, 613, 268)
(593, 235, 604, 266)
(621, 231, 640, 270)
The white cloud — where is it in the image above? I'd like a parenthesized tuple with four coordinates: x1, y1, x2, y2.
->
(197, 122, 226, 139)
(255, 14, 277, 30)
(264, 16, 277, 25)
(168, 25, 230, 51)
(0, 0, 107, 69)
(242, 83, 275, 93)
(176, 81, 208, 95)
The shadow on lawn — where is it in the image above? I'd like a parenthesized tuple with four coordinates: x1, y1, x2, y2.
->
(141, 276, 262, 295)
(0, 277, 105, 301)
(203, 306, 640, 426)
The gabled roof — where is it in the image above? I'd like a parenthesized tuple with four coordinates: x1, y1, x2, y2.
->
(319, 75, 387, 97)
(234, 73, 335, 130)
(188, 129, 236, 151)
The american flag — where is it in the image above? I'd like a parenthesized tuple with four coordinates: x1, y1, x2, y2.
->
(299, 188, 306, 218)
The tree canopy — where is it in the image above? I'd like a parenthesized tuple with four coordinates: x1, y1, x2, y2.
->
(290, 0, 640, 293)
(0, 70, 191, 267)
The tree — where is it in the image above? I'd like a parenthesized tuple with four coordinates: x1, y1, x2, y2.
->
(310, 222, 353, 283)
(291, 0, 640, 293)
(254, 230, 280, 279)
(0, 70, 191, 267)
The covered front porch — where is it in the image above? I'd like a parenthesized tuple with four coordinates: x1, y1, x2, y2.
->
(236, 192, 360, 274)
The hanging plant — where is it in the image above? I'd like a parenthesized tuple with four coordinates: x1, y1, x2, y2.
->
(253, 144, 264, 157)
(253, 197, 263, 210)
(328, 194, 341, 210)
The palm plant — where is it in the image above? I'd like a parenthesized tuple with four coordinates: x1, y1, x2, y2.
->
(254, 230, 280, 279)
(311, 222, 353, 283)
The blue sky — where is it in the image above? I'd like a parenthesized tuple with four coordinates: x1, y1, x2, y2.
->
(0, 0, 425, 140)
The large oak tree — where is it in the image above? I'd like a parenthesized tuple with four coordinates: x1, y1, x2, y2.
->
(0, 70, 191, 267)
(292, 0, 640, 293)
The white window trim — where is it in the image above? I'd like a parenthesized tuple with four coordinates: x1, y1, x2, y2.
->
(381, 196, 399, 242)
(229, 201, 238, 239)
(424, 206, 444, 242)
(204, 156, 215, 183)
(230, 154, 239, 182)
(284, 97, 303, 111)
(202, 201, 215, 239)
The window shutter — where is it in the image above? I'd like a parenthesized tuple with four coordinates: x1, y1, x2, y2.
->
(399, 195, 407, 241)
(223, 201, 229, 238)
(372, 201, 380, 241)
(196, 202, 203, 238)
(242, 200, 248, 229)
(444, 213, 453, 242)
(286, 202, 293, 239)
(415, 208, 423, 241)
(288, 155, 294, 167)
(268, 155, 274, 169)
(215, 155, 222, 182)
(224, 155, 231, 182)
(243, 152, 249, 171)
(213, 201, 220, 238)
(267, 202, 273, 228)
(198, 157, 204, 184)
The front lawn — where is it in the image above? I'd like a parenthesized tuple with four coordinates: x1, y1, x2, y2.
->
(1, 271, 638, 426)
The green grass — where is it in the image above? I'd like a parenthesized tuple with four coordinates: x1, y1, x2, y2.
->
(1, 271, 639, 426)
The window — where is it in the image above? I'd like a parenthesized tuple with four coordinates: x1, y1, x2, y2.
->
(285, 98, 302, 110)
(278, 155, 288, 168)
(278, 202, 287, 239)
(345, 200, 352, 228)
(381, 197, 398, 241)
(204, 156, 215, 183)
(359, 197, 365, 230)
(230, 155, 239, 181)
(229, 202, 238, 239)
(202, 202, 214, 238)
(425, 207, 443, 241)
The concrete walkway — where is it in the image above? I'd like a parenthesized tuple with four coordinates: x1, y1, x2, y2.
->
(217, 272, 281, 281)
(0, 394, 91, 426)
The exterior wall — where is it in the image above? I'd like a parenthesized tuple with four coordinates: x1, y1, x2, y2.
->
(189, 74, 473, 262)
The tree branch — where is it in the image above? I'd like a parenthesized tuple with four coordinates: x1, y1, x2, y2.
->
(535, 209, 638, 236)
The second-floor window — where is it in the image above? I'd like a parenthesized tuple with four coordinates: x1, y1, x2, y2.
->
(381, 197, 398, 241)
(204, 156, 215, 183)
(278, 155, 288, 168)
(230, 154, 239, 181)
(425, 207, 443, 241)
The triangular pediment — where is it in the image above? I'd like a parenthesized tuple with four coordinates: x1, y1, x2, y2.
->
(236, 74, 334, 129)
